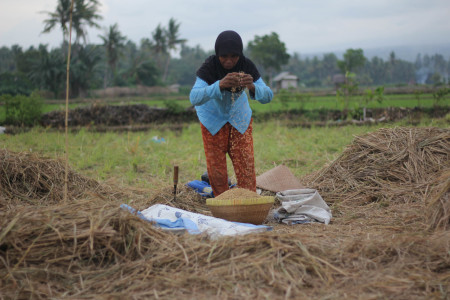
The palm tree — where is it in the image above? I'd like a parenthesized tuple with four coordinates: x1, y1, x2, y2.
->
(41, 0, 71, 44)
(72, 0, 102, 44)
(41, 0, 102, 45)
(29, 45, 66, 98)
(162, 18, 186, 82)
(69, 44, 102, 96)
(99, 23, 126, 87)
(151, 24, 167, 72)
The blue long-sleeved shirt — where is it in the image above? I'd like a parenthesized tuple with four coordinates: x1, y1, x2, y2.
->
(189, 77, 273, 135)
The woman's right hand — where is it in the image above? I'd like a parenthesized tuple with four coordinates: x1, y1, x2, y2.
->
(219, 72, 240, 90)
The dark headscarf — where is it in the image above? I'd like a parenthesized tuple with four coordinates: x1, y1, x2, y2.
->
(196, 30, 260, 90)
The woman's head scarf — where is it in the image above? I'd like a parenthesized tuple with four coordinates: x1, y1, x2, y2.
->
(196, 30, 260, 89)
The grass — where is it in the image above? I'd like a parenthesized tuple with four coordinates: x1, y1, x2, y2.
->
(251, 93, 443, 113)
(0, 91, 448, 125)
(1, 118, 446, 190)
(1, 118, 449, 299)
(55, 92, 446, 112)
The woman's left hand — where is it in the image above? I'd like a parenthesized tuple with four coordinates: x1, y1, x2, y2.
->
(239, 73, 255, 93)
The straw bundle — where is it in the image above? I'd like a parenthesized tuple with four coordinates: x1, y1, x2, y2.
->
(0, 198, 170, 266)
(1, 126, 449, 299)
(1, 196, 448, 299)
(427, 169, 450, 230)
(0, 149, 100, 208)
(0, 195, 342, 298)
(303, 127, 450, 205)
(0, 149, 162, 210)
(145, 185, 210, 214)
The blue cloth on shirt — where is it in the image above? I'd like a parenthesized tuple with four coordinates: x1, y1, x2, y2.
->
(189, 77, 273, 135)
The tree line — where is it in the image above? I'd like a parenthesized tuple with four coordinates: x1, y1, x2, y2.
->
(286, 50, 450, 88)
(0, 0, 449, 99)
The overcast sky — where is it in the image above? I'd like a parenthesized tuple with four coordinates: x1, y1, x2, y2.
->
(1, 0, 449, 56)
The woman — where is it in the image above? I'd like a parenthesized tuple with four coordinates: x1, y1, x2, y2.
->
(190, 30, 273, 197)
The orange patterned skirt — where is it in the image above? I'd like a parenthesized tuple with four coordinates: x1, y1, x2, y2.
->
(200, 120, 256, 197)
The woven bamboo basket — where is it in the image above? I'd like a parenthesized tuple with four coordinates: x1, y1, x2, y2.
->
(206, 196, 274, 225)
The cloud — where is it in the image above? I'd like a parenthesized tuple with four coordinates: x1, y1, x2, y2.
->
(0, 0, 449, 55)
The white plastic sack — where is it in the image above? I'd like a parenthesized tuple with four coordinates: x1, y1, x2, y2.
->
(123, 204, 271, 239)
(275, 189, 332, 225)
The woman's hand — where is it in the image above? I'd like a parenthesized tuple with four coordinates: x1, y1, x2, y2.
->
(219, 72, 240, 90)
(219, 72, 255, 92)
(239, 73, 255, 93)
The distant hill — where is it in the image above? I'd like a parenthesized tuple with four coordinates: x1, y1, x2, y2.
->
(300, 43, 450, 62)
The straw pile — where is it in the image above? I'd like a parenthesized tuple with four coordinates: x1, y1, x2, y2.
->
(427, 169, 450, 230)
(302, 127, 449, 206)
(0, 149, 187, 210)
(0, 149, 100, 208)
(1, 199, 344, 298)
(1, 126, 449, 299)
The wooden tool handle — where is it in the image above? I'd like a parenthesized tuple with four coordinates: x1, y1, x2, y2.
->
(173, 165, 179, 185)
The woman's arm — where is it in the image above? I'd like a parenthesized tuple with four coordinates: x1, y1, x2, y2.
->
(240, 74, 272, 104)
(189, 77, 222, 106)
(252, 78, 273, 104)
